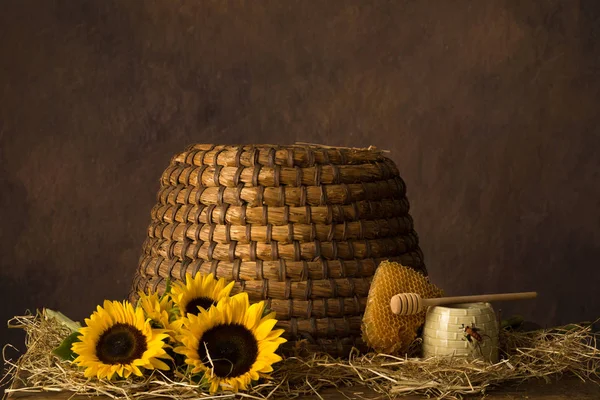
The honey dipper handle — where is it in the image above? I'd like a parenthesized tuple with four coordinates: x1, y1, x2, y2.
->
(422, 292, 538, 308)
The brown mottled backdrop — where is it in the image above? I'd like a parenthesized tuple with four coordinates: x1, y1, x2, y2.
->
(1, 0, 599, 371)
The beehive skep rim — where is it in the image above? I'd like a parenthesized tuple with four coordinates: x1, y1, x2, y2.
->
(3, 311, 600, 400)
(293, 142, 391, 153)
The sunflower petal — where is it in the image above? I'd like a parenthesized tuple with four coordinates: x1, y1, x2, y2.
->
(244, 302, 264, 330)
(255, 318, 279, 341)
(150, 357, 170, 370)
(264, 328, 286, 341)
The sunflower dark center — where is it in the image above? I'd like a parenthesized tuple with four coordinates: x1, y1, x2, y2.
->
(95, 323, 147, 365)
(197, 323, 258, 378)
(185, 297, 215, 315)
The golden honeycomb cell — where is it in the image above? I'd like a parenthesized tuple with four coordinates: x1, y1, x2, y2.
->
(361, 261, 443, 354)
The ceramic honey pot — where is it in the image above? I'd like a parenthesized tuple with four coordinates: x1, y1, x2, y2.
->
(422, 302, 499, 363)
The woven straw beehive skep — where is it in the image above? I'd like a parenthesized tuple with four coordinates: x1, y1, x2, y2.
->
(130, 144, 428, 356)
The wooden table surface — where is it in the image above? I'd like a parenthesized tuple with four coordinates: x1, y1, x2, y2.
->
(6, 376, 600, 400)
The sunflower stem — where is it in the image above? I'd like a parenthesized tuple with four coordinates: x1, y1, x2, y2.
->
(161, 277, 172, 300)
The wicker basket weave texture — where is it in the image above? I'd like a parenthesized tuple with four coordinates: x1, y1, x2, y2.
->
(130, 144, 428, 354)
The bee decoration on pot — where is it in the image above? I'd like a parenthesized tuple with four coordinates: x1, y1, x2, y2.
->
(461, 323, 483, 343)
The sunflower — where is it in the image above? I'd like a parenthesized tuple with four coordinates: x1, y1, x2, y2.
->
(138, 290, 175, 330)
(174, 293, 286, 393)
(171, 273, 234, 318)
(72, 300, 171, 380)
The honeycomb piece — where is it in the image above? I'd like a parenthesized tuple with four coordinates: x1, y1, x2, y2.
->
(361, 261, 444, 354)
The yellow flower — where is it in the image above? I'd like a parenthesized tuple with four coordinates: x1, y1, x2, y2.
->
(72, 300, 171, 380)
(138, 290, 175, 330)
(171, 273, 234, 318)
(174, 293, 286, 393)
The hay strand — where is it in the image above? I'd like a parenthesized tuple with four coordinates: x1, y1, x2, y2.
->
(3, 312, 599, 400)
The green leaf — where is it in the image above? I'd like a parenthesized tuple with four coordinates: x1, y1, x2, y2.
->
(262, 307, 274, 318)
(45, 309, 82, 333)
(169, 306, 181, 322)
(501, 315, 525, 330)
(52, 331, 81, 361)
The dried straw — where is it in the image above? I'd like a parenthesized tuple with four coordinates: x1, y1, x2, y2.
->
(146, 234, 420, 262)
(2, 312, 599, 400)
(154, 181, 407, 208)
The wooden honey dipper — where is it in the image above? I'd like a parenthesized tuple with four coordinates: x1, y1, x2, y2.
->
(390, 291, 538, 315)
